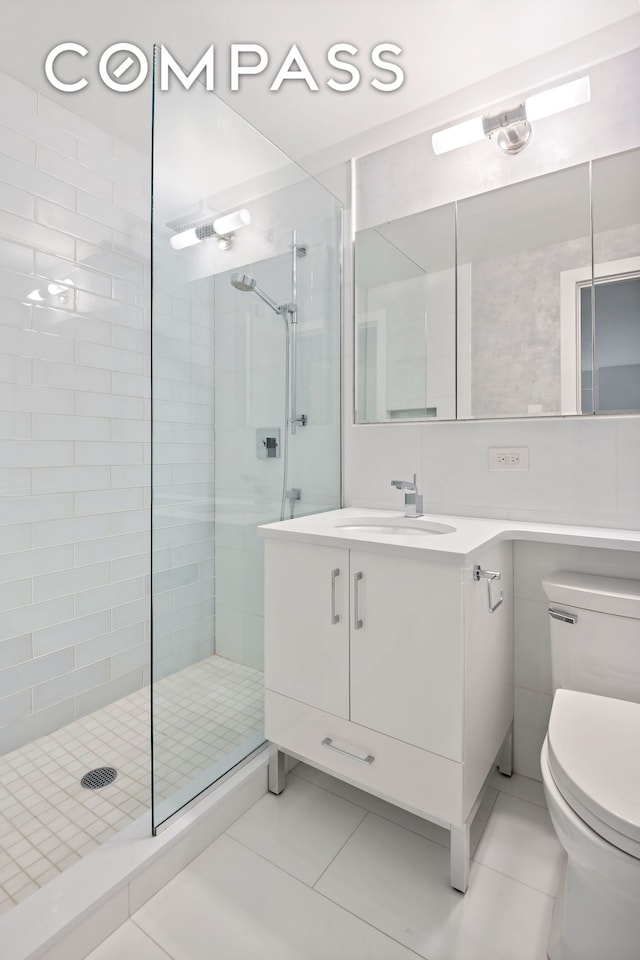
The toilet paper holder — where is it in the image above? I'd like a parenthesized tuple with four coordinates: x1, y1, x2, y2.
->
(473, 565, 504, 613)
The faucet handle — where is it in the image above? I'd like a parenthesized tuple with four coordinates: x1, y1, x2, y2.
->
(390, 473, 418, 492)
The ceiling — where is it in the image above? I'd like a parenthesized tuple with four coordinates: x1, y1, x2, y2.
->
(2, 0, 639, 173)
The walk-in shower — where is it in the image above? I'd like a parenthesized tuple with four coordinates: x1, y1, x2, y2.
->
(0, 51, 340, 927)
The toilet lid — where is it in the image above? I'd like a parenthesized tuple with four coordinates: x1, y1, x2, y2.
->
(547, 689, 640, 859)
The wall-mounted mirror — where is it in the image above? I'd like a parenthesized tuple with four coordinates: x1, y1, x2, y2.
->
(354, 146, 640, 422)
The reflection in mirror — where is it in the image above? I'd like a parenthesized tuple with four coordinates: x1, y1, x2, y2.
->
(355, 204, 456, 423)
(590, 149, 640, 414)
(354, 149, 640, 423)
(457, 164, 591, 419)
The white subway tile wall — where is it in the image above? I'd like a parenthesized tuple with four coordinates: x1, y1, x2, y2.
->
(150, 234, 215, 686)
(0, 68, 152, 754)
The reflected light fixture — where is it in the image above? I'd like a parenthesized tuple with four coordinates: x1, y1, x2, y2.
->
(169, 208, 251, 251)
(26, 279, 74, 304)
(432, 76, 590, 156)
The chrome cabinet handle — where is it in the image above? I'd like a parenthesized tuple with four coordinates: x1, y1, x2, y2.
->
(473, 565, 504, 613)
(331, 568, 340, 625)
(549, 607, 577, 625)
(354, 571, 363, 629)
(321, 737, 374, 765)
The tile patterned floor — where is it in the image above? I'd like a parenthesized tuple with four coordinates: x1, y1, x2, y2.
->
(0, 656, 264, 916)
(86, 765, 563, 960)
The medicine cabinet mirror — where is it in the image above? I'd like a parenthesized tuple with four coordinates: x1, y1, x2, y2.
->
(354, 146, 640, 422)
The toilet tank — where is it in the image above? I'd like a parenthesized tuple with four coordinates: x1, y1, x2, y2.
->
(542, 571, 640, 702)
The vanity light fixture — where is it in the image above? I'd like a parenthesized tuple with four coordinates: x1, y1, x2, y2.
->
(169, 208, 251, 251)
(432, 75, 590, 156)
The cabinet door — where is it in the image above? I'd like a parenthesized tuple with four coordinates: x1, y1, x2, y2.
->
(350, 550, 463, 760)
(264, 539, 349, 718)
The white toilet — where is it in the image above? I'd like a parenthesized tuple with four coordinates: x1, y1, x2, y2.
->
(540, 571, 640, 960)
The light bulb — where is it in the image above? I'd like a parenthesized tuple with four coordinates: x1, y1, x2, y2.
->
(525, 76, 590, 123)
(213, 209, 251, 235)
(432, 116, 485, 155)
(170, 228, 200, 250)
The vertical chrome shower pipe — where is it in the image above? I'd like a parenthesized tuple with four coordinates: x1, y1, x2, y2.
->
(279, 229, 297, 521)
(279, 321, 291, 522)
(289, 229, 299, 435)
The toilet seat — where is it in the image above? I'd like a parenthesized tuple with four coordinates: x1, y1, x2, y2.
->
(547, 689, 640, 860)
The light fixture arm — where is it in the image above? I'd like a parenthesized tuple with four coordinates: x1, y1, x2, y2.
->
(482, 102, 526, 137)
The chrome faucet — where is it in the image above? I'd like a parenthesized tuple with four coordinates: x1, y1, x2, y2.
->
(390, 473, 424, 518)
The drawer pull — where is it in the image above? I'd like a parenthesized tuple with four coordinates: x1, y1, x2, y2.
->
(549, 607, 577, 625)
(354, 571, 363, 629)
(331, 568, 340, 625)
(321, 736, 374, 765)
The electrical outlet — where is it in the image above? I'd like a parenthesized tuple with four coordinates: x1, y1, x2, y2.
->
(488, 447, 529, 471)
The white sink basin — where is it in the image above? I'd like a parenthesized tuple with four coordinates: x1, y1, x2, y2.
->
(335, 517, 456, 536)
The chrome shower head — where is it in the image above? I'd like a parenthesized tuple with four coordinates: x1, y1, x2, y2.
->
(230, 273, 257, 292)
(230, 272, 287, 319)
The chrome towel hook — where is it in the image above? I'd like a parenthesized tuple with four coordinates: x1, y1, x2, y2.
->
(473, 565, 504, 613)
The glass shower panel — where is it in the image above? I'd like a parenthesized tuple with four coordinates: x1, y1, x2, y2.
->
(151, 53, 341, 829)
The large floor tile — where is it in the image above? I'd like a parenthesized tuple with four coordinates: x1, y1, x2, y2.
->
(473, 792, 564, 895)
(133, 833, 420, 960)
(489, 769, 547, 807)
(292, 764, 496, 856)
(292, 763, 451, 847)
(315, 813, 553, 960)
(84, 920, 172, 959)
(227, 774, 367, 884)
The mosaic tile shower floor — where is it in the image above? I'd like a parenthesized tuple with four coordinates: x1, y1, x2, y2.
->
(0, 655, 264, 914)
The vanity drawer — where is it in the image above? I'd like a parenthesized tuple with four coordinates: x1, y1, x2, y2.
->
(266, 689, 464, 824)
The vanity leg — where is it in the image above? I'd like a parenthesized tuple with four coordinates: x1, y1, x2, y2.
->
(450, 822, 470, 893)
(498, 721, 513, 777)
(268, 743, 286, 795)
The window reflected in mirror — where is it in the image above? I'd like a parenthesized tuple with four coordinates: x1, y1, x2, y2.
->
(590, 149, 640, 415)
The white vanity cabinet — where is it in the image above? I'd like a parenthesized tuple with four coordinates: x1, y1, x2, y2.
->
(263, 533, 513, 892)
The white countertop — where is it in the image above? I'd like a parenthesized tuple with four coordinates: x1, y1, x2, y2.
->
(259, 507, 640, 563)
